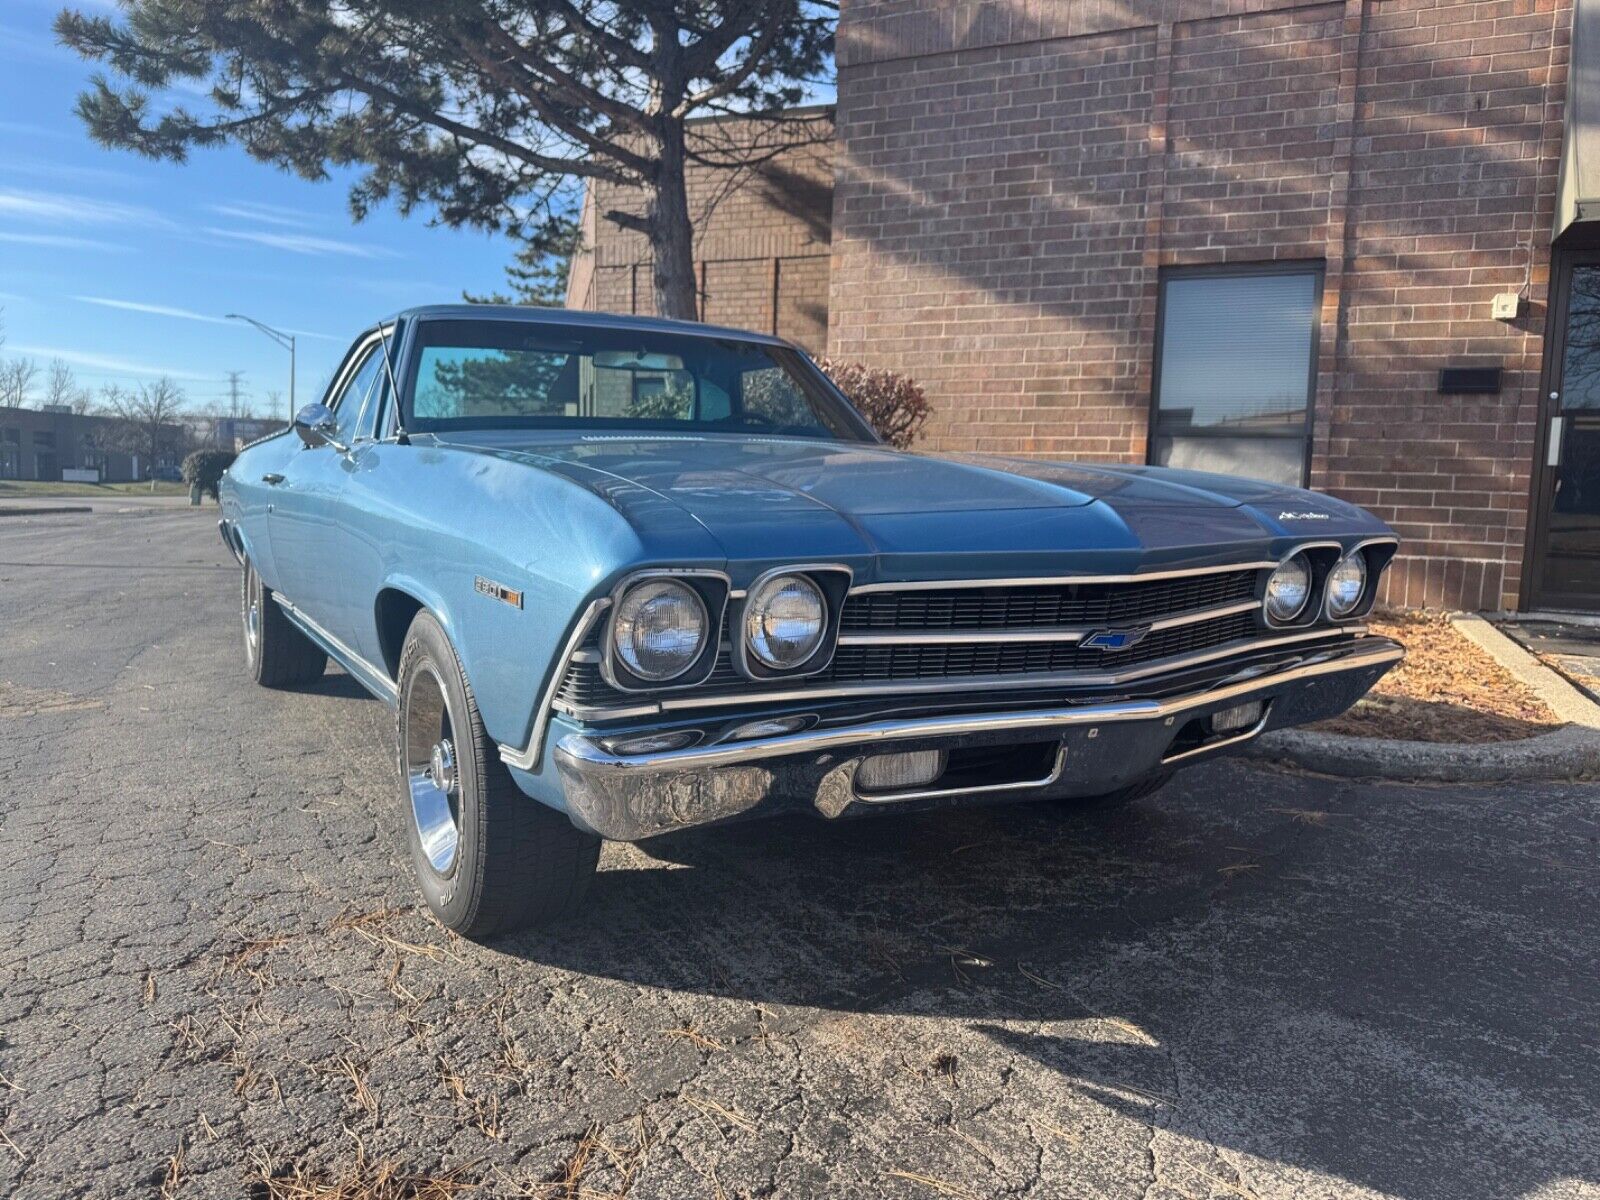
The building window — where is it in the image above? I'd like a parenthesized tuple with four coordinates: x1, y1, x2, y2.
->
(1150, 263, 1323, 487)
(0, 428, 18, 480)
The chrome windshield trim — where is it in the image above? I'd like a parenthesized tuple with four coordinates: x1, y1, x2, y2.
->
(500, 597, 611, 772)
(847, 561, 1276, 594)
(836, 599, 1262, 646)
(547, 626, 1366, 722)
(553, 639, 1403, 774)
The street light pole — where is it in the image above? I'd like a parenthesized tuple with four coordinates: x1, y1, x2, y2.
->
(226, 313, 297, 422)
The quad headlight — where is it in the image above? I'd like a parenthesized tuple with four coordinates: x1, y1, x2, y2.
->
(1325, 553, 1368, 618)
(744, 573, 827, 671)
(1264, 554, 1313, 624)
(612, 578, 708, 681)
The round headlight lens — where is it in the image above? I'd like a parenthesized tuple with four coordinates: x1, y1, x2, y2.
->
(612, 579, 707, 681)
(745, 574, 827, 670)
(1264, 555, 1313, 624)
(1325, 553, 1367, 618)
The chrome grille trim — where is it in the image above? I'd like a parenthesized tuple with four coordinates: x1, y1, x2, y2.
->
(836, 599, 1262, 645)
(548, 626, 1366, 721)
(500, 597, 611, 772)
(847, 561, 1277, 593)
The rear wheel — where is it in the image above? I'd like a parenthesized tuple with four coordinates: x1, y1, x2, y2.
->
(1054, 771, 1172, 811)
(397, 612, 599, 937)
(242, 557, 327, 687)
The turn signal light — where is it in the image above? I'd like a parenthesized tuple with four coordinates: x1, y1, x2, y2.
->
(855, 749, 946, 793)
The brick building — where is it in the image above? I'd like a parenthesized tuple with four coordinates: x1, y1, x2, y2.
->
(566, 109, 835, 354)
(571, 0, 1600, 614)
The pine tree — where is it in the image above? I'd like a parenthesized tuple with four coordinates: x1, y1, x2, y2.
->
(56, 1, 834, 319)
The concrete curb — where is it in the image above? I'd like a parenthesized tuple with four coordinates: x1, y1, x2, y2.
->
(0, 504, 94, 517)
(1247, 616, 1600, 783)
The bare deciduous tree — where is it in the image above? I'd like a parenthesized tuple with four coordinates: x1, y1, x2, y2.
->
(102, 377, 188, 476)
(44, 358, 94, 413)
(0, 356, 39, 409)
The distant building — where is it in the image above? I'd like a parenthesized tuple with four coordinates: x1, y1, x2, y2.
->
(194, 415, 285, 452)
(0, 406, 185, 482)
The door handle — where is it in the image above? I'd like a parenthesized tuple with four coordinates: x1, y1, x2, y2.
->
(1547, 417, 1564, 469)
(262, 473, 285, 485)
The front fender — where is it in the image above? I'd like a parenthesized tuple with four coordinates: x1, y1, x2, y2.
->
(376, 571, 462, 676)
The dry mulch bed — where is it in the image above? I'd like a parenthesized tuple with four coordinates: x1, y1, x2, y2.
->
(1309, 610, 1563, 743)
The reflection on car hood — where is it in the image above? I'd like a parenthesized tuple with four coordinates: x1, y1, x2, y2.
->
(435, 431, 1376, 569)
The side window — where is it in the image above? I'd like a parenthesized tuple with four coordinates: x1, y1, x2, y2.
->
(330, 347, 383, 444)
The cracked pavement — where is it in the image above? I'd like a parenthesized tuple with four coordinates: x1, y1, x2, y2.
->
(1, 505, 1597, 1199)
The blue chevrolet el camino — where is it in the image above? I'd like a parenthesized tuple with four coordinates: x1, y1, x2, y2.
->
(219, 305, 1402, 936)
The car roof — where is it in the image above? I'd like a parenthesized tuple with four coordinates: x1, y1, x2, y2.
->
(381, 304, 790, 347)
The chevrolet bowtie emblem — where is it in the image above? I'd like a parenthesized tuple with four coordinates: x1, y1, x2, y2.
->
(1081, 627, 1149, 651)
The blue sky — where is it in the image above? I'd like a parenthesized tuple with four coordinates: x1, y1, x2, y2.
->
(0, 0, 518, 417)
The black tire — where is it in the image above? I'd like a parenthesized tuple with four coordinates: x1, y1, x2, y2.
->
(1055, 771, 1172, 811)
(242, 557, 327, 688)
(396, 611, 599, 937)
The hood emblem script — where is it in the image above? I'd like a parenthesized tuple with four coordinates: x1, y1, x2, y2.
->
(1082, 627, 1150, 651)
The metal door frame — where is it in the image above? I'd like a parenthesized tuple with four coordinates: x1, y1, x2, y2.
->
(1525, 242, 1600, 611)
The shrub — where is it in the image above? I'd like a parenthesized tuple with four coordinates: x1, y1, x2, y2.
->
(817, 360, 931, 449)
(182, 449, 237, 500)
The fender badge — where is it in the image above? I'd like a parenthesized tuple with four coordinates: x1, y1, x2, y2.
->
(1082, 627, 1149, 651)
(475, 576, 524, 609)
(1278, 511, 1330, 521)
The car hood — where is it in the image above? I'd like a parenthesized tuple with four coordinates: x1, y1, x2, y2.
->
(436, 431, 1381, 574)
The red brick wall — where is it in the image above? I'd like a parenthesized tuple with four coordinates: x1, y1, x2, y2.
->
(568, 112, 836, 353)
(832, 0, 1573, 611)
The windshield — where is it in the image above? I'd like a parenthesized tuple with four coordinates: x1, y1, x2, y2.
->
(402, 319, 875, 441)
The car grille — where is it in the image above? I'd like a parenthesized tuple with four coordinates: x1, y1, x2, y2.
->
(552, 567, 1267, 714)
(839, 570, 1258, 632)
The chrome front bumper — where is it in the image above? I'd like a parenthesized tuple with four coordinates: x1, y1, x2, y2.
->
(550, 636, 1402, 841)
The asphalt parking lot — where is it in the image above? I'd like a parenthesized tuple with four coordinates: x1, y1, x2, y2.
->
(1, 505, 1597, 1200)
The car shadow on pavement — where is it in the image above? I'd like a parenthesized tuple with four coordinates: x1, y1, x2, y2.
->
(302, 669, 384, 702)
(495, 762, 1600, 1200)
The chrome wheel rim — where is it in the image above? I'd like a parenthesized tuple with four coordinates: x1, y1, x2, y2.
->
(242, 567, 260, 660)
(404, 664, 460, 877)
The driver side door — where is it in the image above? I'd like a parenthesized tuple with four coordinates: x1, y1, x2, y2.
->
(269, 333, 385, 628)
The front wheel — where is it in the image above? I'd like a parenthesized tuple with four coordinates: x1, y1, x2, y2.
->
(396, 612, 599, 937)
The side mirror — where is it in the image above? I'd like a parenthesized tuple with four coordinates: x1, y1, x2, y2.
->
(292, 403, 346, 452)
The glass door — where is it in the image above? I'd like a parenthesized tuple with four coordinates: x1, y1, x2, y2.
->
(1531, 255, 1600, 611)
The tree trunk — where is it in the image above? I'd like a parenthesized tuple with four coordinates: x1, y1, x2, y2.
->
(647, 125, 699, 321)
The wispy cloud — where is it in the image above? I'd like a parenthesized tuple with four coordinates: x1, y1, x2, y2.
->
(0, 230, 128, 252)
(208, 201, 316, 229)
(0, 23, 73, 66)
(10, 157, 139, 189)
(73, 296, 231, 325)
(204, 226, 397, 259)
(0, 187, 173, 230)
(73, 295, 341, 341)
(10, 343, 210, 382)
(0, 119, 69, 141)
